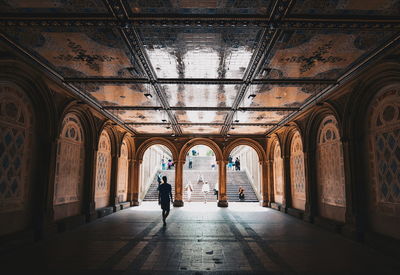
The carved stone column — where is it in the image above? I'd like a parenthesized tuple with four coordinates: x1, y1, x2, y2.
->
(130, 159, 140, 206)
(173, 160, 184, 207)
(126, 159, 135, 204)
(87, 148, 98, 221)
(341, 137, 357, 238)
(109, 154, 120, 211)
(218, 160, 228, 207)
(303, 151, 313, 222)
(267, 159, 274, 206)
(260, 160, 269, 207)
(282, 154, 291, 212)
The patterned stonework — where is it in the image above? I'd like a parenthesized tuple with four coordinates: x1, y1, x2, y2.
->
(273, 142, 284, 204)
(54, 114, 84, 205)
(316, 115, 346, 207)
(290, 132, 306, 209)
(117, 140, 129, 203)
(0, 84, 34, 213)
(368, 89, 400, 211)
(95, 131, 111, 208)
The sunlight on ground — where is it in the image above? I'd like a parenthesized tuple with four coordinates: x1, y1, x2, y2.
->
(133, 201, 269, 212)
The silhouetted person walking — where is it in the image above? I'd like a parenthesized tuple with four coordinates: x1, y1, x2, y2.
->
(159, 176, 173, 226)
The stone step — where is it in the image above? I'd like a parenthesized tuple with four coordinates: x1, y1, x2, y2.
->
(144, 169, 259, 202)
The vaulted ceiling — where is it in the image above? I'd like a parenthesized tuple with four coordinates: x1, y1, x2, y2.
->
(1, 0, 399, 137)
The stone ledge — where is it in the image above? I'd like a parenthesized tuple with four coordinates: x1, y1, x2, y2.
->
(287, 208, 304, 219)
(96, 207, 114, 218)
(364, 231, 400, 259)
(271, 202, 281, 211)
(120, 202, 131, 210)
(0, 229, 35, 254)
(314, 216, 343, 233)
(56, 215, 86, 233)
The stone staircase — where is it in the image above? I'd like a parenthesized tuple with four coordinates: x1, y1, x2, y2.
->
(143, 169, 259, 202)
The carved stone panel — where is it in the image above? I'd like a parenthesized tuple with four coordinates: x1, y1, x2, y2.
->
(54, 114, 84, 206)
(290, 131, 306, 210)
(316, 115, 346, 221)
(95, 131, 111, 209)
(0, 84, 34, 213)
(117, 140, 129, 203)
(368, 88, 400, 237)
(273, 142, 284, 204)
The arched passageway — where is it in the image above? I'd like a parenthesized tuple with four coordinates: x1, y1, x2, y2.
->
(139, 144, 174, 202)
(226, 145, 261, 203)
(182, 145, 219, 203)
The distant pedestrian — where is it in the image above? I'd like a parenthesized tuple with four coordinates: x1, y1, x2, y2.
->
(161, 158, 166, 170)
(185, 181, 193, 202)
(159, 176, 173, 226)
(202, 181, 210, 204)
(189, 157, 193, 169)
(156, 171, 162, 190)
(214, 182, 219, 199)
(238, 186, 245, 201)
(197, 174, 204, 184)
(235, 157, 240, 171)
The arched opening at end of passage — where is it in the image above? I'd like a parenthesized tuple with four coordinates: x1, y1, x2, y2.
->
(183, 145, 219, 204)
(139, 144, 174, 202)
(227, 145, 262, 204)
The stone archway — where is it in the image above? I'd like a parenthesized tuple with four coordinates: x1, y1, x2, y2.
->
(179, 138, 224, 207)
(132, 137, 178, 206)
(223, 138, 268, 206)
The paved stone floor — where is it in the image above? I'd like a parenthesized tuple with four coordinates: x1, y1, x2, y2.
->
(1, 202, 400, 275)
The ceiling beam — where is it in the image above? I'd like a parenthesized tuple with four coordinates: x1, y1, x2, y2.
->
(123, 122, 279, 126)
(103, 106, 300, 111)
(1, 18, 399, 30)
(104, 0, 182, 135)
(64, 77, 336, 85)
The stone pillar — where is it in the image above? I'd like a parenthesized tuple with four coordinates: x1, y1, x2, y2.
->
(260, 160, 269, 207)
(109, 154, 120, 211)
(131, 159, 140, 206)
(87, 148, 98, 221)
(267, 159, 274, 206)
(341, 137, 358, 238)
(303, 151, 313, 222)
(126, 158, 135, 204)
(173, 160, 184, 207)
(282, 154, 291, 212)
(218, 160, 228, 207)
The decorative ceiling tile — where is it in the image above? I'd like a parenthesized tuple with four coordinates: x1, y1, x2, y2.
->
(243, 84, 328, 108)
(138, 26, 262, 78)
(228, 125, 272, 135)
(181, 125, 221, 135)
(257, 30, 396, 79)
(163, 84, 239, 107)
(133, 125, 174, 134)
(174, 110, 227, 123)
(290, 0, 400, 16)
(235, 110, 293, 124)
(111, 109, 167, 123)
(75, 84, 160, 107)
(127, 0, 272, 15)
(4, 27, 142, 78)
(0, 0, 108, 14)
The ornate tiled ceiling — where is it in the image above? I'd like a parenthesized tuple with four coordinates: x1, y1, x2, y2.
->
(0, 0, 399, 136)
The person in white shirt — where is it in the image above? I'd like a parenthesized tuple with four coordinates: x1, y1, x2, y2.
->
(185, 181, 193, 202)
(202, 181, 210, 204)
